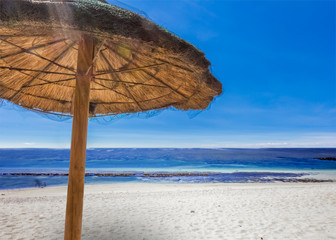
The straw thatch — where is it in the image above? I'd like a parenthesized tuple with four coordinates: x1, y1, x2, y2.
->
(0, 0, 222, 117)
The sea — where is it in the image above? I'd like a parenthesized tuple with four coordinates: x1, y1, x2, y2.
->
(1, 148, 336, 189)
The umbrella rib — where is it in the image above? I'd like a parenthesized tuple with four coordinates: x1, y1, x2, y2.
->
(92, 81, 133, 99)
(0, 84, 71, 104)
(7, 41, 76, 101)
(2, 84, 135, 105)
(0, 38, 75, 73)
(23, 78, 76, 88)
(89, 100, 140, 104)
(98, 99, 180, 113)
(151, 101, 181, 110)
(95, 77, 166, 88)
(138, 67, 189, 99)
(0, 65, 54, 85)
(86, 40, 106, 75)
(105, 41, 193, 73)
(1, 88, 178, 114)
(100, 51, 144, 111)
(135, 52, 193, 73)
(95, 63, 166, 76)
(108, 47, 189, 100)
(139, 91, 175, 103)
(91, 91, 175, 104)
(0, 38, 68, 59)
(8, 69, 74, 88)
(0, 34, 48, 38)
(24, 78, 124, 90)
(21, 99, 178, 118)
(0, 66, 75, 76)
(0, 61, 75, 88)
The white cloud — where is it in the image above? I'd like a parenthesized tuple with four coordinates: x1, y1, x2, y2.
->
(23, 142, 35, 146)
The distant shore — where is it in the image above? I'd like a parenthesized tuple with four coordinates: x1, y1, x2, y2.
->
(1, 182, 336, 239)
(316, 157, 336, 161)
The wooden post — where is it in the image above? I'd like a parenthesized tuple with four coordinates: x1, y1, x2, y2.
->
(64, 35, 95, 240)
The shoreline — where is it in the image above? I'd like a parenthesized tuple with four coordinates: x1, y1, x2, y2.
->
(1, 181, 336, 191)
(1, 170, 336, 190)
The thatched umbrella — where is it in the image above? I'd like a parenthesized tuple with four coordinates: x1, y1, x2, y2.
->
(0, 0, 222, 239)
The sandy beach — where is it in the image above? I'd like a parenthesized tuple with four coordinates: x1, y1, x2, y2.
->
(1, 183, 336, 240)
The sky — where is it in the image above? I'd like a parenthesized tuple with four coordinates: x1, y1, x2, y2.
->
(0, 0, 335, 148)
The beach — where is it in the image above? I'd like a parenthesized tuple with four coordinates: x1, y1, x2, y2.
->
(1, 183, 336, 240)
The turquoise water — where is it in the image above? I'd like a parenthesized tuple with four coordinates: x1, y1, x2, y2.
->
(0, 148, 336, 189)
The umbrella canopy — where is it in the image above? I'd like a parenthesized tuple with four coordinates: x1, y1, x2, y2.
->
(0, 0, 221, 116)
(0, 0, 222, 239)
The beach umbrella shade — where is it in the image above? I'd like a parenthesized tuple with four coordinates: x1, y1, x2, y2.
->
(0, 0, 222, 239)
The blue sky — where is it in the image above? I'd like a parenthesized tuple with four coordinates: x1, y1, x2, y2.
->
(0, 0, 335, 148)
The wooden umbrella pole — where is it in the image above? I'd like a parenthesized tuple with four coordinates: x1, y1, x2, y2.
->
(64, 34, 95, 240)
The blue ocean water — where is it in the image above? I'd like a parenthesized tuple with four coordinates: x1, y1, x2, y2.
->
(0, 148, 336, 189)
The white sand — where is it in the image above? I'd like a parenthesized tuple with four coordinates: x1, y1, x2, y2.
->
(1, 183, 336, 240)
